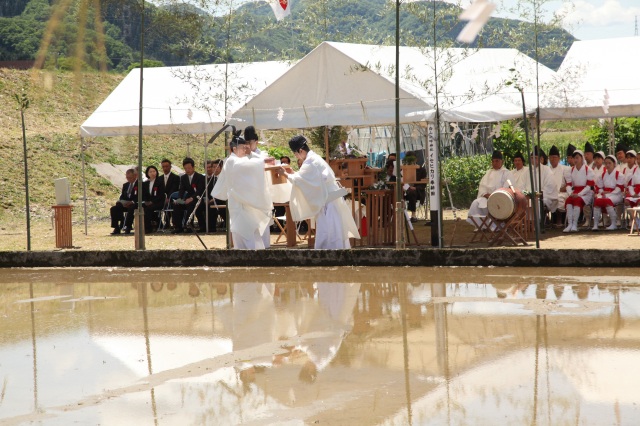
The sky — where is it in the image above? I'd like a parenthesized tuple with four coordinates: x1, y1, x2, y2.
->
(467, 0, 640, 40)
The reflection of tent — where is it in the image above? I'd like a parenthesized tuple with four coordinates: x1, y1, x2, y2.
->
(384, 348, 640, 425)
(80, 61, 292, 137)
(541, 37, 640, 119)
(230, 42, 551, 129)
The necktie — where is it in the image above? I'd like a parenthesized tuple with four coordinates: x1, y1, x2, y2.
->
(127, 184, 132, 198)
(164, 174, 168, 185)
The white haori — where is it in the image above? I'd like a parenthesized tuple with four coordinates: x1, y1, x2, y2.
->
(466, 166, 509, 226)
(566, 164, 595, 205)
(626, 166, 640, 203)
(287, 150, 360, 247)
(595, 169, 625, 205)
(211, 153, 273, 249)
(532, 164, 559, 212)
(507, 166, 531, 192)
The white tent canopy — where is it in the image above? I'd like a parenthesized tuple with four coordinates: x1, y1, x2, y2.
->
(540, 37, 640, 120)
(230, 42, 550, 129)
(80, 61, 292, 138)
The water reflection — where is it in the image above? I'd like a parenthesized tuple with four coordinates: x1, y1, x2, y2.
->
(0, 268, 639, 425)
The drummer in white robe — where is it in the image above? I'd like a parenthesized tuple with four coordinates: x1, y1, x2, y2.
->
(466, 150, 509, 228)
(506, 152, 531, 192)
(592, 155, 625, 231)
(279, 135, 360, 249)
(211, 132, 274, 249)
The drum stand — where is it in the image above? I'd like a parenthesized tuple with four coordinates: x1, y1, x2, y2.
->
(488, 210, 528, 246)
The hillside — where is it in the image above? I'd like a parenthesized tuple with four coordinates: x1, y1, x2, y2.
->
(0, 0, 575, 70)
(0, 69, 234, 227)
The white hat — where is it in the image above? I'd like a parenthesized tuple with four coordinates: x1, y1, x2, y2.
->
(626, 150, 637, 157)
(594, 151, 605, 159)
(572, 149, 584, 158)
(605, 154, 617, 163)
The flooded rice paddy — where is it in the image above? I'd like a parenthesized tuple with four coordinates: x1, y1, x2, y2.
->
(1, 267, 639, 425)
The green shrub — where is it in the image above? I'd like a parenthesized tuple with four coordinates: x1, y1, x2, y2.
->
(441, 154, 491, 209)
(584, 118, 640, 153)
(127, 59, 165, 72)
(492, 121, 528, 166)
(267, 145, 293, 160)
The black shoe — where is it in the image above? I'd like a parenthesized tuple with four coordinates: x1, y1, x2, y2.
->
(111, 228, 121, 235)
(184, 228, 193, 233)
(410, 217, 418, 223)
(172, 228, 184, 234)
(123, 228, 131, 235)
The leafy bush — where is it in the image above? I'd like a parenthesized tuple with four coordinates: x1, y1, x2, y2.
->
(267, 145, 293, 160)
(127, 59, 165, 72)
(492, 121, 529, 166)
(441, 154, 491, 209)
(584, 118, 640, 153)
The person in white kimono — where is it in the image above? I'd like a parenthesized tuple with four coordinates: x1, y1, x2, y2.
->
(530, 148, 558, 214)
(624, 150, 640, 208)
(279, 135, 360, 249)
(563, 149, 595, 233)
(592, 155, 625, 231)
(506, 152, 531, 192)
(548, 145, 569, 226)
(582, 150, 605, 227)
(466, 150, 509, 228)
(615, 143, 630, 174)
(211, 133, 273, 249)
(243, 125, 283, 249)
(584, 142, 595, 169)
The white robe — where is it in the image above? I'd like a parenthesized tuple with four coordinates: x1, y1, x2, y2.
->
(550, 164, 569, 210)
(211, 153, 273, 250)
(287, 150, 360, 249)
(506, 166, 531, 192)
(594, 168, 625, 207)
(566, 164, 595, 205)
(626, 165, 640, 203)
(466, 166, 509, 226)
(532, 164, 559, 212)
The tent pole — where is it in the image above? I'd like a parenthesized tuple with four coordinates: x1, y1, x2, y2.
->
(204, 134, 209, 234)
(81, 137, 88, 236)
(324, 126, 329, 160)
(135, 0, 146, 251)
(394, 0, 405, 250)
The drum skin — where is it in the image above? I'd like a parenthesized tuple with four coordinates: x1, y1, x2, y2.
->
(487, 188, 528, 221)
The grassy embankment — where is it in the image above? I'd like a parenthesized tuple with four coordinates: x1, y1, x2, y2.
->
(0, 68, 301, 236)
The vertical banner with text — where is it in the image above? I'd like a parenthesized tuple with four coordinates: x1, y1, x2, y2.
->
(427, 123, 440, 211)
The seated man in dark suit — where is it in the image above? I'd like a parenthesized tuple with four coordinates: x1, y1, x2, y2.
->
(205, 159, 226, 232)
(172, 157, 206, 234)
(159, 158, 180, 228)
(110, 168, 139, 235)
(142, 165, 165, 233)
(405, 166, 427, 222)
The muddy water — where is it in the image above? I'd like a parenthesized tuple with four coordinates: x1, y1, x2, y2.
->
(1, 267, 639, 425)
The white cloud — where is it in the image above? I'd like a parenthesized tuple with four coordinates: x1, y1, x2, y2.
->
(560, 0, 640, 26)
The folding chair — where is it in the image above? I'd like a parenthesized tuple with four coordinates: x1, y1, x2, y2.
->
(628, 207, 640, 235)
(468, 215, 495, 244)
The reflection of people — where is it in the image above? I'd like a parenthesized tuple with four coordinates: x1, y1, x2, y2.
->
(295, 283, 361, 380)
(466, 150, 509, 228)
(211, 133, 273, 249)
(150, 282, 163, 292)
(280, 135, 360, 249)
